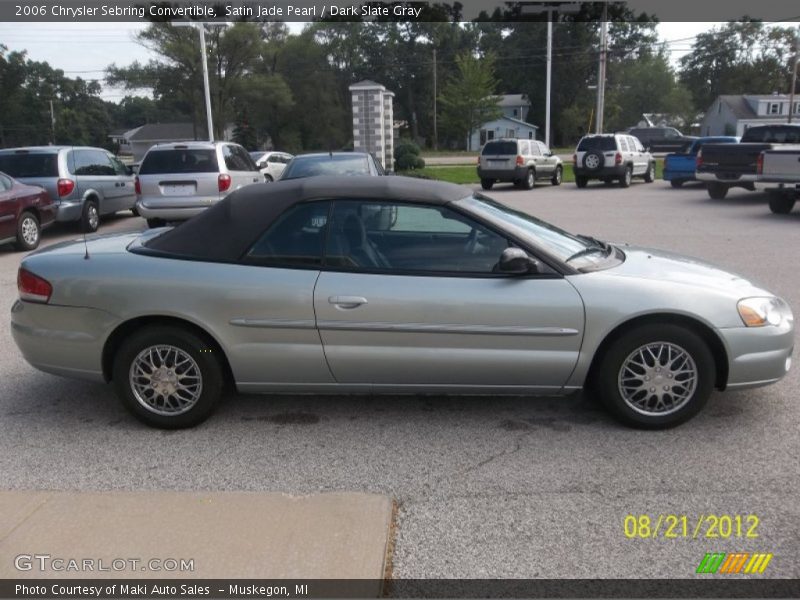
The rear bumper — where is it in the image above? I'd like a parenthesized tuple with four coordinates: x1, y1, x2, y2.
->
(54, 200, 83, 222)
(573, 165, 627, 179)
(663, 169, 695, 182)
(136, 197, 218, 221)
(719, 322, 794, 389)
(696, 171, 758, 184)
(477, 166, 529, 181)
(10, 300, 118, 383)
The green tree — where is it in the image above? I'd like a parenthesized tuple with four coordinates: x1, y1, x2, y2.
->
(438, 52, 502, 149)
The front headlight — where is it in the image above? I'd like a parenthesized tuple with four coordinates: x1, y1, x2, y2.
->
(737, 297, 793, 327)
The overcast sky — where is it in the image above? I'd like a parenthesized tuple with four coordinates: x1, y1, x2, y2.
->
(0, 21, 726, 101)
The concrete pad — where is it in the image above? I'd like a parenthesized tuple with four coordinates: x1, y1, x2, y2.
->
(0, 491, 393, 580)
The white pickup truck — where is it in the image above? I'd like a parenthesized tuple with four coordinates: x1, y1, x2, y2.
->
(757, 145, 800, 214)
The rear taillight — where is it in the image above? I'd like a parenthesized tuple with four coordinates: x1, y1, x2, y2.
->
(134, 176, 141, 195)
(696, 150, 703, 169)
(615, 152, 622, 166)
(18, 268, 52, 303)
(218, 173, 232, 192)
(756, 152, 764, 175)
(572, 153, 577, 164)
(515, 155, 524, 166)
(57, 178, 75, 197)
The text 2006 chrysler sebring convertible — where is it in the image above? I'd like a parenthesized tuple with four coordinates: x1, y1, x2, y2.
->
(10, 177, 794, 429)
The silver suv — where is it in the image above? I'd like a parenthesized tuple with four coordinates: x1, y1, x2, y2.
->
(477, 138, 563, 190)
(573, 134, 656, 188)
(0, 146, 136, 232)
(136, 141, 262, 227)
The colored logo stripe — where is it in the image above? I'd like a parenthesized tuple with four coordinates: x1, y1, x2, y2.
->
(697, 553, 773, 574)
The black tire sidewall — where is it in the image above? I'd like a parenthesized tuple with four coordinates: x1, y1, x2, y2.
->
(480, 179, 494, 190)
(619, 167, 632, 188)
(644, 163, 655, 182)
(112, 326, 224, 429)
(16, 211, 40, 251)
(81, 200, 99, 232)
(524, 169, 535, 189)
(552, 166, 562, 185)
(576, 176, 588, 188)
(594, 324, 715, 429)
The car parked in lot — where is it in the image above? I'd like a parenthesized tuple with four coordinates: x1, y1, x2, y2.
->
(135, 141, 262, 228)
(628, 126, 697, 153)
(0, 146, 136, 232)
(756, 145, 800, 214)
(250, 151, 294, 182)
(11, 177, 794, 430)
(279, 152, 386, 180)
(477, 138, 563, 190)
(573, 134, 656, 188)
(663, 136, 739, 188)
(0, 171, 57, 251)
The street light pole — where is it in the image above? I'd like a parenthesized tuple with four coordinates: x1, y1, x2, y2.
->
(788, 26, 799, 125)
(595, 4, 608, 133)
(174, 21, 215, 141)
(545, 10, 552, 147)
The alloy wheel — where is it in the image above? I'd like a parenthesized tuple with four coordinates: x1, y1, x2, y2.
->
(129, 345, 203, 416)
(21, 216, 39, 246)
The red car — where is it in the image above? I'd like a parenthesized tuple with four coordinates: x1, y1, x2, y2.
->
(0, 170, 57, 251)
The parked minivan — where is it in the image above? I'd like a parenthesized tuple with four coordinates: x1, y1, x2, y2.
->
(477, 138, 563, 190)
(136, 141, 262, 227)
(0, 146, 136, 232)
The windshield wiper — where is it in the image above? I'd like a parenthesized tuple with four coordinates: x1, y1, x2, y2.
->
(576, 234, 611, 251)
(565, 235, 612, 263)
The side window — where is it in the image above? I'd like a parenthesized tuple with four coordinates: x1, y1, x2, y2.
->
(108, 155, 129, 176)
(633, 137, 645, 152)
(529, 141, 541, 156)
(72, 150, 115, 176)
(222, 145, 244, 171)
(244, 201, 330, 267)
(538, 142, 549, 155)
(234, 146, 257, 171)
(0, 174, 11, 191)
(618, 137, 629, 153)
(325, 200, 511, 274)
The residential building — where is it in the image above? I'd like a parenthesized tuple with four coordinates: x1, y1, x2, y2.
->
(469, 94, 537, 151)
(349, 80, 394, 170)
(700, 94, 800, 137)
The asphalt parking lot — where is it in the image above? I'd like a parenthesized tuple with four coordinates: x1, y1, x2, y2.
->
(1, 180, 798, 579)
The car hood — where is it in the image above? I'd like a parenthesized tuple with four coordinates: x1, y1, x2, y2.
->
(608, 245, 771, 297)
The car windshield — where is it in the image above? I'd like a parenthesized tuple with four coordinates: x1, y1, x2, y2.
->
(0, 152, 59, 178)
(139, 149, 219, 175)
(456, 194, 611, 265)
(482, 141, 517, 155)
(577, 137, 617, 151)
(282, 154, 370, 180)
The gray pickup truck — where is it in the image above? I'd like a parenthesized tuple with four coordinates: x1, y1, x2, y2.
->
(696, 124, 800, 199)
(757, 145, 800, 214)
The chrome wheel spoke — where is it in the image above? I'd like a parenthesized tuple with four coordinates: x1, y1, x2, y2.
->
(129, 344, 203, 416)
(617, 341, 698, 416)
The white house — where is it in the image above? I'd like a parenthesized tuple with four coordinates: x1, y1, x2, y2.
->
(468, 94, 538, 151)
(700, 94, 800, 137)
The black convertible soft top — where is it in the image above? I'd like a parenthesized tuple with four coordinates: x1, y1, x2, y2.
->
(140, 175, 471, 262)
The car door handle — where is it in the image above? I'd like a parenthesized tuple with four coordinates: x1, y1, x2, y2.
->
(328, 296, 368, 308)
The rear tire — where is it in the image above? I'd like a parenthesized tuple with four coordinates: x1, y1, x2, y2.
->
(551, 166, 563, 186)
(113, 325, 224, 429)
(670, 179, 684, 188)
(80, 199, 99, 233)
(15, 211, 40, 251)
(768, 192, 796, 214)
(644, 162, 656, 183)
(523, 168, 536, 190)
(592, 324, 715, 429)
(619, 166, 632, 188)
(130, 206, 139, 217)
(575, 176, 588, 189)
(480, 178, 494, 190)
(264, 174, 273, 182)
(147, 218, 166, 229)
(707, 183, 729, 200)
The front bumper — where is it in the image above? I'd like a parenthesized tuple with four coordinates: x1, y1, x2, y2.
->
(719, 321, 794, 389)
(10, 300, 118, 383)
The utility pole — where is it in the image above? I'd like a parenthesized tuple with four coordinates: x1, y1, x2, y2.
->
(49, 100, 55, 144)
(545, 10, 552, 146)
(433, 47, 438, 150)
(198, 24, 214, 141)
(789, 26, 799, 124)
(595, 3, 608, 133)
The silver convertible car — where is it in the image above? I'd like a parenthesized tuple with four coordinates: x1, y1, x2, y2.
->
(11, 177, 794, 429)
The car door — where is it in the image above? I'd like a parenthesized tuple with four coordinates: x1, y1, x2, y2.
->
(223, 144, 261, 191)
(313, 199, 585, 392)
(536, 142, 556, 177)
(72, 149, 119, 215)
(108, 153, 136, 211)
(0, 174, 16, 241)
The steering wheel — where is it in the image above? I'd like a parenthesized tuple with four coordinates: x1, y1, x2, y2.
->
(464, 227, 480, 254)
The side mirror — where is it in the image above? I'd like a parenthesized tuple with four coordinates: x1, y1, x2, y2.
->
(498, 247, 540, 275)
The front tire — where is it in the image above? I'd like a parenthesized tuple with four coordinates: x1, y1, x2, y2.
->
(113, 326, 224, 429)
(593, 324, 715, 429)
(768, 192, 796, 214)
(80, 199, 99, 233)
(480, 178, 494, 190)
(15, 211, 41, 251)
(264, 174, 273, 183)
(551, 166, 563, 186)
